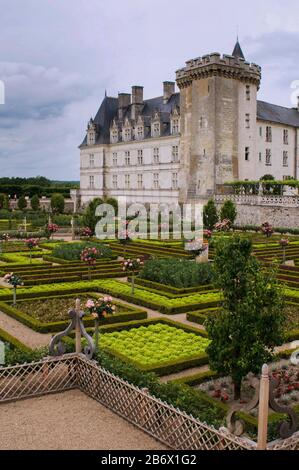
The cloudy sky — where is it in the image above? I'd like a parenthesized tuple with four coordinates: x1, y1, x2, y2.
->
(0, 0, 299, 180)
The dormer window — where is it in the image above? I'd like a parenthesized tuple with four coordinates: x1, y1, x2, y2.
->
(136, 126, 144, 140)
(87, 119, 96, 146)
(111, 129, 119, 143)
(171, 118, 180, 135)
(152, 122, 160, 138)
(123, 127, 132, 142)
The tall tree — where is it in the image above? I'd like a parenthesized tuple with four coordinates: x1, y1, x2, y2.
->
(18, 196, 27, 211)
(51, 193, 65, 214)
(220, 200, 237, 225)
(203, 199, 218, 230)
(30, 194, 40, 211)
(83, 198, 103, 235)
(205, 237, 285, 400)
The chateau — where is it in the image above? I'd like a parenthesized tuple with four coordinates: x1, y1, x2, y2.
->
(79, 41, 299, 207)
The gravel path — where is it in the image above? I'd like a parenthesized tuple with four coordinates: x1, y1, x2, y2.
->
(0, 308, 52, 349)
(0, 390, 166, 450)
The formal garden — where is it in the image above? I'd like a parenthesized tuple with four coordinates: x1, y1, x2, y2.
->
(0, 196, 298, 450)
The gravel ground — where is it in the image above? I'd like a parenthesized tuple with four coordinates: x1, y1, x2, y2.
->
(0, 390, 167, 450)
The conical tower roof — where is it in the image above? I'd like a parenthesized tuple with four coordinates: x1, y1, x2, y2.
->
(232, 39, 245, 59)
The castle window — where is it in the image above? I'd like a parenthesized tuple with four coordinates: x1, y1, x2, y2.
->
(172, 118, 180, 134)
(283, 129, 289, 145)
(137, 174, 143, 189)
(125, 151, 131, 166)
(172, 173, 178, 189)
(259, 152, 262, 162)
(89, 154, 95, 168)
(283, 151, 289, 167)
(137, 126, 144, 140)
(153, 147, 159, 164)
(153, 173, 159, 189)
(87, 131, 95, 146)
(125, 174, 130, 189)
(266, 126, 272, 143)
(137, 149, 143, 165)
(200, 117, 204, 129)
(246, 85, 251, 101)
(123, 128, 131, 141)
(266, 149, 272, 166)
(172, 145, 179, 163)
(245, 114, 250, 129)
(245, 147, 250, 161)
(89, 175, 95, 189)
(152, 122, 160, 138)
(111, 129, 118, 143)
(112, 175, 118, 189)
(259, 127, 263, 137)
(112, 152, 118, 166)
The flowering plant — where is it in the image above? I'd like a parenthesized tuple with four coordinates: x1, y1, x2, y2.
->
(86, 296, 116, 320)
(261, 222, 273, 238)
(280, 238, 289, 248)
(3, 273, 23, 306)
(214, 219, 231, 232)
(80, 247, 98, 266)
(47, 223, 59, 233)
(81, 246, 99, 279)
(81, 227, 93, 238)
(204, 229, 213, 240)
(3, 273, 23, 287)
(122, 258, 144, 295)
(86, 296, 116, 351)
(25, 238, 38, 263)
(0, 233, 9, 241)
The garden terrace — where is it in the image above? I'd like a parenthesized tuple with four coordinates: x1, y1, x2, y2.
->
(0, 294, 147, 333)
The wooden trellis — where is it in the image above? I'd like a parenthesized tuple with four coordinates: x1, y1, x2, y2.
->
(0, 354, 298, 451)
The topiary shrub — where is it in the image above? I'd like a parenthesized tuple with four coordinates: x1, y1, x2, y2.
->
(139, 258, 214, 288)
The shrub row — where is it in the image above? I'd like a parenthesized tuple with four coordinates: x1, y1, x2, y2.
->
(133, 277, 214, 295)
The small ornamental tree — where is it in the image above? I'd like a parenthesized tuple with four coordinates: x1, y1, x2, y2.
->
(3, 273, 24, 306)
(122, 258, 144, 294)
(280, 238, 289, 265)
(18, 196, 27, 211)
(220, 200, 237, 227)
(51, 193, 65, 214)
(261, 222, 274, 239)
(45, 223, 59, 239)
(80, 246, 98, 280)
(86, 297, 116, 351)
(203, 200, 218, 230)
(25, 238, 38, 264)
(81, 227, 93, 238)
(119, 220, 132, 257)
(0, 233, 9, 253)
(205, 237, 285, 400)
(30, 194, 40, 211)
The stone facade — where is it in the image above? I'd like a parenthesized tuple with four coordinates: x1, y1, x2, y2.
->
(79, 42, 299, 207)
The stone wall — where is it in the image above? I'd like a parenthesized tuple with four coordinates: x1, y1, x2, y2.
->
(215, 195, 299, 229)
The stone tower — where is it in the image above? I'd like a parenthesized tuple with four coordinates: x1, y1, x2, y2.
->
(176, 41, 261, 202)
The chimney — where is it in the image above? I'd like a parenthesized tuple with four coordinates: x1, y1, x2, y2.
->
(131, 86, 143, 120)
(163, 81, 175, 104)
(118, 93, 131, 120)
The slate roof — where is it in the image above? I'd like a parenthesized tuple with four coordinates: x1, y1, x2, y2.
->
(80, 93, 299, 147)
(257, 101, 299, 127)
(232, 40, 245, 60)
(80, 93, 180, 146)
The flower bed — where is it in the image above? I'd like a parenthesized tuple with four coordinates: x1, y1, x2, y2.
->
(99, 321, 210, 374)
(0, 295, 147, 333)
